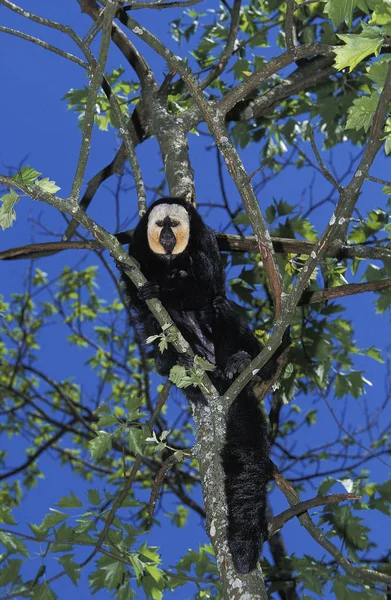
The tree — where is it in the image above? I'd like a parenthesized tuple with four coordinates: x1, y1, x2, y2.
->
(0, 0, 390, 598)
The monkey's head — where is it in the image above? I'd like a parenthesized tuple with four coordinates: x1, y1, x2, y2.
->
(146, 199, 191, 256)
(131, 197, 208, 265)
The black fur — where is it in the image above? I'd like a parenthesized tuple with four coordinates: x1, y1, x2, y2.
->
(121, 198, 282, 573)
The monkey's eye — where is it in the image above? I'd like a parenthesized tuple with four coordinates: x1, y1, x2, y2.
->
(171, 220, 180, 227)
(155, 220, 164, 227)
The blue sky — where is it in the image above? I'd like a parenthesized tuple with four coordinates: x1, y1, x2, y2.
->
(1, 2, 390, 599)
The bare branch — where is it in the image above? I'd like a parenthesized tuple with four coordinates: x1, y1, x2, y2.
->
(69, 2, 120, 203)
(0, 26, 87, 68)
(0, 421, 77, 481)
(269, 493, 362, 538)
(308, 127, 342, 191)
(274, 468, 391, 586)
(217, 43, 333, 117)
(147, 452, 183, 525)
(2, 233, 391, 265)
(123, 0, 203, 8)
(299, 277, 391, 305)
(84, 0, 151, 82)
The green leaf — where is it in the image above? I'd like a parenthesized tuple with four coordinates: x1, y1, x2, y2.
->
(377, 480, 391, 502)
(0, 189, 19, 230)
(318, 477, 337, 495)
(193, 355, 216, 372)
(370, 0, 391, 27)
(141, 575, 164, 600)
(333, 579, 352, 599)
(31, 582, 56, 600)
(321, 505, 370, 551)
(345, 92, 379, 133)
(13, 165, 41, 185)
(102, 560, 125, 591)
(29, 523, 49, 541)
(334, 34, 383, 73)
(145, 564, 164, 584)
(153, 442, 167, 453)
(0, 531, 29, 557)
(88, 489, 102, 506)
(160, 429, 170, 441)
(0, 559, 23, 586)
(169, 505, 189, 528)
(97, 414, 118, 427)
(335, 373, 350, 398)
(265, 205, 276, 224)
(126, 394, 143, 413)
(89, 431, 112, 460)
(233, 58, 252, 81)
(138, 543, 161, 563)
(40, 510, 68, 530)
(325, 0, 356, 26)
(367, 55, 391, 86)
(376, 287, 391, 312)
(58, 554, 80, 586)
(305, 409, 317, 425)
(36, 177, 60, 194)
(169, 365, 194, 389)
(117, 582, 135, 600)
(56, 491, 83, 509)
(366, 346, 384, 362)
(383, 117, 391, 154)
(232, 211, 250, 225)
(128, 427, 144, 456)
(0, 506, 17, 525)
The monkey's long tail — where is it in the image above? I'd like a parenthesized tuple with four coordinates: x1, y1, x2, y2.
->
(221, 388, 271, 574)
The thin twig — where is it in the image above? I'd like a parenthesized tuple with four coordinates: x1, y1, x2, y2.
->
(0, 26, 87, 68)
(147, 452, 182, 525)
(123, 0, 203, 8)
(308, 127, 342, 191)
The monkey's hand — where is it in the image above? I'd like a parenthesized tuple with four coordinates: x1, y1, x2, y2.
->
(138, 281, 160, 300)
(224, 350, 252, 380)
(212, 295, 233, 317)
(212, 295, 227, 308)
(114, 257, 138, 275)
(167, 269, 188, 281)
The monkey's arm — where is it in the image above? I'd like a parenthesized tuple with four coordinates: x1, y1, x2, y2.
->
(213, 296, 290, 381)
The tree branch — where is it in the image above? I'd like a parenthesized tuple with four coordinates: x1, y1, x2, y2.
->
(147, 452, 183, 525)
(268, 493, 362, 538)
(71, 2, 120, 203)
(273, 467, 391, 586)
(2, 232, 391, 263)
(200, 0, 242, 90)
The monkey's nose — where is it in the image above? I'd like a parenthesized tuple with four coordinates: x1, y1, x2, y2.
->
(160, 228, 176, 254)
